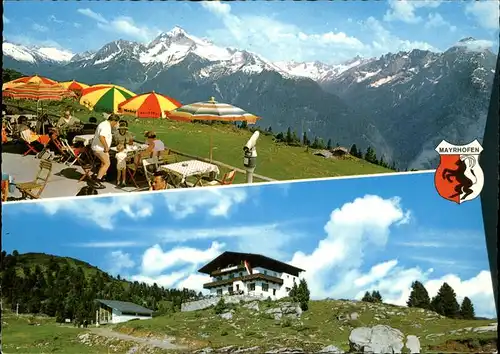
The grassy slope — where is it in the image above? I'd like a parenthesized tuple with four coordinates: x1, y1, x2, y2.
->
(5, 99, 391, 183)
(115, 299, 496, 353)
(1, 314, 121, 354)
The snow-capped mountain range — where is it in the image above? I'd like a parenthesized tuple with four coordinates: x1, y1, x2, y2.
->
(2, 26, 373, 81)
(2, 28, 497, 169)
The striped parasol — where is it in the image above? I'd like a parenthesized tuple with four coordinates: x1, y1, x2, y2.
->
(118, 91, 181, 119)
(166, 97, 261, 161)
(60, 80, 90, 94)
(165, 97, 260, 123)
(3, 74, 59, 90)
(2, 83, 77, 101)
(80, 84, 136, 113)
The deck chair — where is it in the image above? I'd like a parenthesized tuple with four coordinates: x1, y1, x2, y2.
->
(158, 149, 177, 165)
(60, 138, 83, 167)
(50, 138, 71, 163)
(142, 158, 158, 189)
(20, 130, 41, 156)
(200, 170, 237, 187)
(16, 159, 53, 200)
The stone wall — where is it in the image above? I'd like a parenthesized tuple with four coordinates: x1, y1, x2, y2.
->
(181, 294, 267, 312)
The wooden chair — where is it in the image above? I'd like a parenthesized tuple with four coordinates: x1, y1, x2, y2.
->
(142, 158, 158, 189)
(199, 170, 236, 187)
(20, 130, 40, 156)
(158, 149, 177, 165)
(16, 159, 53, 199)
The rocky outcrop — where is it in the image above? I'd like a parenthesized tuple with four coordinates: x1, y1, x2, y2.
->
(181, 295, 268, 312)
(349, 325, 404, 353)
(405, 335, 420, 354)
(264, 302, 302, 320)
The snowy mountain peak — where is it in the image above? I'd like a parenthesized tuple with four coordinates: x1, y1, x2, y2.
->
(3, 41, 73, 63)
(167, 26, 187, 37)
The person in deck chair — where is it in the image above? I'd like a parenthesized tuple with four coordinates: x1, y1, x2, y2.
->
(17, 115, 50, 150)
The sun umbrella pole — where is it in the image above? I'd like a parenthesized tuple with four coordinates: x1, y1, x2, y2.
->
(209, 132, 213, 163)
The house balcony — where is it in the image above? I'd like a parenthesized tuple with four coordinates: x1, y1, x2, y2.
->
(210, 264, 246, 277)
(203, 273, 284, 289)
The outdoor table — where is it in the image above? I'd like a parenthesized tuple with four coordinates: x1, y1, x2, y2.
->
(159, 160, 220, 188)
(110, 143, 149, 153)
(73, 134, 95, 146)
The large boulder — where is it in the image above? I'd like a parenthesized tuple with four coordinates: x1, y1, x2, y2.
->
(405, 335, 420, 354)
(349, 325, 404, 353)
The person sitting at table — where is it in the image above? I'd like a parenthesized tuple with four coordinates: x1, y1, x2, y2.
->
(150, 170, 168, 191)
(90, 113, 120, 189)
(56, 106, 81, 137)
(134, 131, 165, 165)
(113, 121, 134, 147)
(17, 115, 50, 149)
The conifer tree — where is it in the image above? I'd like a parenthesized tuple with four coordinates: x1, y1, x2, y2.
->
(407, 281, 430, 309)
(460, 297, 475, 319)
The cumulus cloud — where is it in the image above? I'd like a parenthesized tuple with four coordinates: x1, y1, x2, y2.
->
(139, 241, 224, 276)
(32, 23, 48, 32)
(383, 0, 441, 24)
(200, 1, 438, 63)
(290, 195, 410, 297)
(108, 250, 135, 275)
(465, 1, 500, 30)
(77, 8, 156, 42)
(38, 195, 153, 229)
(425, 13, 457, 32)
(165, 188, 247, 219)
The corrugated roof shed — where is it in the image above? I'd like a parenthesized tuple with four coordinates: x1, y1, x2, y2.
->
(95, 299, 153, 315)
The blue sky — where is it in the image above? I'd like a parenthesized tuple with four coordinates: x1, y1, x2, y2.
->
(2, 171, 495, 317)
(2, 0, 499, 63)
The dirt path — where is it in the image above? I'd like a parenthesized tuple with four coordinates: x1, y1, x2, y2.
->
(89, 327, 186, 351)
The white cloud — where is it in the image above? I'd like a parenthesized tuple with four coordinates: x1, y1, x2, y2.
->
(38, 195, 153, 230)
(383, 0, 441, 24)
(74, 23, 82, 28)
(32, 23, 48, 32)
(456, 39, 496, 52)
(97, 16, 154, 42)
(156, 222, 302, 260)
(71, 241, 143, 248)
(200, 1, 438, 63)
(77, 8, 156, 42)
(354, 260, 399, 287)
(77, 8, 108, 24)
(364, 17, 438, 54)
(140, 241, 224, 276)
(281, 194, 494, 318)
(165, 188, 247, 219)
(108, 250, 135, 275)
(465, 1, 500, 30)
(425, 13, 457, 32)
(49, 15, 64, 24)
(201, 1, 365, 63)
(290, 195, 410, 298)
(3, 15, 10, 24)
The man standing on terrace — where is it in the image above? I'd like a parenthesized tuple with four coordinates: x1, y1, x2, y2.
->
(90, 114, 120, 189)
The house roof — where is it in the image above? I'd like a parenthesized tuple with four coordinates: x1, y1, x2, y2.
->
(95, 299, 153, 315)
(198, 251, 304, 276)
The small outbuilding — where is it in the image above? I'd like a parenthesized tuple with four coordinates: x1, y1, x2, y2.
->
(95, 299, 153, 325)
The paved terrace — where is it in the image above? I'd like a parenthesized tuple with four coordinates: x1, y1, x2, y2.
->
(2, 152, 130, 200)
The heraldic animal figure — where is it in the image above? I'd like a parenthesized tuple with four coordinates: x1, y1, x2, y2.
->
(442, 156, 476, 201)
